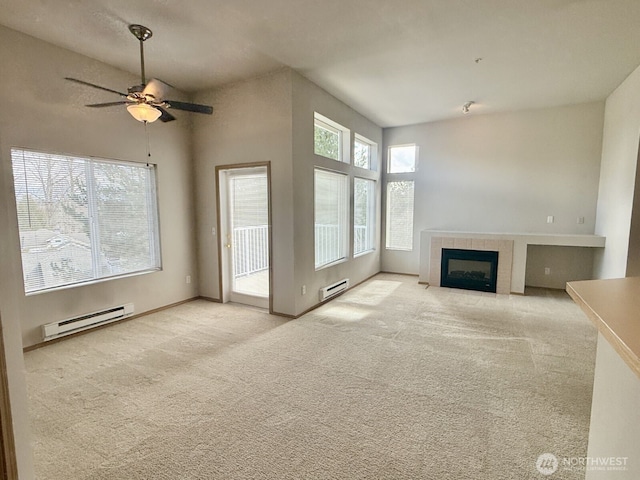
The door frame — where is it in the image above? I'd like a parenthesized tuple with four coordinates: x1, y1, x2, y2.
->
(215, 162, 273, 313)
(0, 317, 18, 479)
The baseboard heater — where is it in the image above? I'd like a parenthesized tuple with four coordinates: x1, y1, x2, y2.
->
(42, 303, 134, 341)
(319, 278, 350, 301)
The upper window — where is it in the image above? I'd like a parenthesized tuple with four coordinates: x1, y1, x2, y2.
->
(314, 112, 350, 163)
(354, 178, 375, 256)
(354, 134, 377, 170)
(314, 168, 349, 269)
(11, 148, 161, 294)
(388, 145, 417, 173)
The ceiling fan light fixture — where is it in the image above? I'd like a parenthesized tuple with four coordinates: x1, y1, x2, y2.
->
(127, 103, 162, 123)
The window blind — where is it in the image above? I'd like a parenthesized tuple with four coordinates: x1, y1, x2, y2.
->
(314, 169, 348, 268)
(354, 178, 375, 255)
(11, 148, 161, 293)
(386, 180, 414, 250)
(230, 174, 269, 283)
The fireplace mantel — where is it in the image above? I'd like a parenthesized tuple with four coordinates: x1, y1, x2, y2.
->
(419, 230, 606, 294)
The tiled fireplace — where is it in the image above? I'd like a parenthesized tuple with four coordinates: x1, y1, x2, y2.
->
(429, 237, 514, 294)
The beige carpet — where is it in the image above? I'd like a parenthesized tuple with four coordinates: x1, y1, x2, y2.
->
(25, 273, 597, 479)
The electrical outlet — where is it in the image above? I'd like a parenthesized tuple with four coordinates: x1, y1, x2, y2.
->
(211, 227, 216, 236)
(186, 275, 191, 284)
(301, 285, 306, 295)
(546, 216, 554, 224)
(544, 267, 551, 276)
(577, 216, 585, 224)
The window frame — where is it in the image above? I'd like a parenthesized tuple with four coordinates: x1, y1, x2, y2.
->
(314, 112, 351, 164)
(387, 144, 418, 174)
(11, 148, 162, 295)
(354, 133, 377, 171)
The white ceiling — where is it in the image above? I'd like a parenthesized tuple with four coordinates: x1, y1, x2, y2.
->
(1, 0, 640, 127)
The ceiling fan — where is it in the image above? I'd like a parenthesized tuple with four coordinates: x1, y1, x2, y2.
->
(65, 24, 213, 124)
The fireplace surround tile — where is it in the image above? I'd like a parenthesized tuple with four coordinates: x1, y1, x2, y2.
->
(471, 239, 486, 250)
(430, 236, 514, 294)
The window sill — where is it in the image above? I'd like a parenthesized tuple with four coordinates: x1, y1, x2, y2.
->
(315, 257, 348, 271)
(25, 267, 162, 296)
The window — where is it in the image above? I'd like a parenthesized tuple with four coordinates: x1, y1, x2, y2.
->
(315, 169, 349, 268)
(388, 145, 417, 173)
(354, 134, 376, 170)
(386, 181, 414, 250)
(11, 148, 161, 293)
(314, 112, 350, 163)
(354, 178, 375, 255)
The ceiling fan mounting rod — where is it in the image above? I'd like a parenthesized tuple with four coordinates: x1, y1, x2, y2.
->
(129, 24, 152, 86)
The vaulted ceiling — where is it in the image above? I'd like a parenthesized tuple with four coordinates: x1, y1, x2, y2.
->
(1, 0, 640, 127)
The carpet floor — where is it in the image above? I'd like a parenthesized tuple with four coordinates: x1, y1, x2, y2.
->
(25, 273, 598, 479)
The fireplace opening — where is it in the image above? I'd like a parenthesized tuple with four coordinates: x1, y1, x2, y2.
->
(440, 248, 499, 293)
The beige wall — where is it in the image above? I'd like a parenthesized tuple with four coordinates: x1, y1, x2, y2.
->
(192, 69, 383, 316)
(0, 166, 34, 478)
(291, 71, 382, 314)
(192, 69, 296, 314)
(594, 63, 640, 279)
(381, 102, 605, 284)
(0, 26, 199, 346)
(628, 155, 640, 276)
(586, 334, 640, 480)
(525, 245, 595, 289)
(0, 25, 200, 477)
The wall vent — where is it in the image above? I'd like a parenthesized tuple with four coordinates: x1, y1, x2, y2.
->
(319, 278, 349, 301)
(42, 303, 134, 341)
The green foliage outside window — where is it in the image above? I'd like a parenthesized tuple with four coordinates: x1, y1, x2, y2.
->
(314, 123, 340, 161)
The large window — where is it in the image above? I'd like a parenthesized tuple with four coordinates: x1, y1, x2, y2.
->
(354, 178, 375, 255)
(314, 112, 350, 163)
(11, 148, 161, 293)
(385, 180, 415, 251)
(315, 169, 349, 269)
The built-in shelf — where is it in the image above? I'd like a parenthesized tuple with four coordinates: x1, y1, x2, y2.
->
(567, 277, 640, 379)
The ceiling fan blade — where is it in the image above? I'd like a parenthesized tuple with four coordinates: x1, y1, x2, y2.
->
(165, 100, 213, 115)
(65, 77, 128, 97)
(156, 107, 176, 123)
(86, 101, 130, 108)
(142, 78, 169, 101)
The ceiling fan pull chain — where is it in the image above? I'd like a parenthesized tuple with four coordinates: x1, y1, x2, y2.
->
(145, 121, 152, 158)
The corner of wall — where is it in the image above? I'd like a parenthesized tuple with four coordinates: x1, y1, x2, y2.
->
(593, 62, 640, 279)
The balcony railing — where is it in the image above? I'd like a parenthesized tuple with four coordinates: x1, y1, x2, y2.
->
(233, 225, 269, 278)
(315, 224, 370, 267)
(354, 224, 369, 255)
(233, 224, 371, 276)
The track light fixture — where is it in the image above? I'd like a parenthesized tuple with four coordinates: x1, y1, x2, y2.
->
(462, 101, 475, 114)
